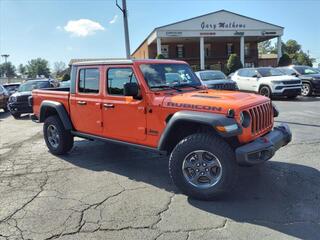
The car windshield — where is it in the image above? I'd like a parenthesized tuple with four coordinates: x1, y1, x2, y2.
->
(294, 66, 319, 75)
(257, 68, 284, 77)
(278, 68, 296, 75)
(4, 85, 20, 92)
(139, 63, 201, 90)
(18, 81, 50, 92)
(200, 71, 226, 81)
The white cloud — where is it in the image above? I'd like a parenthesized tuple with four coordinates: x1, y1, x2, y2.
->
(63, 19, 105, 37)
(109, 15, 118, 24)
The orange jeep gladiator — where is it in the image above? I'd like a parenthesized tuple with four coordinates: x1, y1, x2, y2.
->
(30, 59, 291, 200)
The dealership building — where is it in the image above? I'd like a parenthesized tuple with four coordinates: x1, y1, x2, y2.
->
(132, 10, 283, 71)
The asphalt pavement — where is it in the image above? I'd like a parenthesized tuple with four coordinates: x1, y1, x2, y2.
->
(0, 96, 319, 240)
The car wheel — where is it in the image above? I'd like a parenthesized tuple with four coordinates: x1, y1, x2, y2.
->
(259, 86, 271, 98)
(169, 133, 238, 200)
(12, 113, 21, 119)
(43, 115, 74, 155)
(301, 83, 312, 96)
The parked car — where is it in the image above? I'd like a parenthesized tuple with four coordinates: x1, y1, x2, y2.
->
(231, 67, 302, 98)
(59, 80, 70, 88)
(30, 59, 292, 200)
(0, 84, 9, 112)
(7, 79, 56, 119)
(3, 83, 21, 96)
(195, 70, 238, 90)
(277, 65, 320, 96)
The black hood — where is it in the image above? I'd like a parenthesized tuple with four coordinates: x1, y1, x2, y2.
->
(11, 91, 32, 97)
(299, 73, 320, 80)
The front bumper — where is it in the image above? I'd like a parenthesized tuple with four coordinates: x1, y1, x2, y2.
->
(235, 124, 292, 165)
(272, 87, 301, 96)
(7, 102, 33, 114)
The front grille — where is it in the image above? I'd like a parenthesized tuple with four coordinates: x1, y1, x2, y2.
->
(282, 80, 301, 85)
(248, 102, 273, 136)
(17, 95, 30, 102)
(209, 82, 237, 90)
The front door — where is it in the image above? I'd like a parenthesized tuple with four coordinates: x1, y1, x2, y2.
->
(70, 66, 103, 135)
(102, 66, 146, 142)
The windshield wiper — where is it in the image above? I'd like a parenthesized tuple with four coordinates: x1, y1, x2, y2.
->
(150, 85, 182, 92)
(176, 84, 202, 89)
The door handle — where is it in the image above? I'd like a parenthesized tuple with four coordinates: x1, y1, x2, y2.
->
(103, 103, 115, 109)
(77, 100, 87, 105)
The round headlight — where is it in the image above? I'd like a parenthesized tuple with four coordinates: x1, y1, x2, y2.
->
(240, 111, 251, 128)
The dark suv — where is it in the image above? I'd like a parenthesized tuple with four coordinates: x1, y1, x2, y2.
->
(278, 65, 320, 96)
(7, 79, 57, 119)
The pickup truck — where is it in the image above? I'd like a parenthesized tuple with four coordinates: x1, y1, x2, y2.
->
(30, 59, 292, 200)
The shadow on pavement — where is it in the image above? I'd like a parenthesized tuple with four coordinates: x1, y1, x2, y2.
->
(0, 111, 11, 120)
(274, 96, 320, 102)
(60, 140, 320, 239)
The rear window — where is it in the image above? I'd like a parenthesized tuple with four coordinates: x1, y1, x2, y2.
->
(78, 68, 100, 94)
(18, 81, 50, 92)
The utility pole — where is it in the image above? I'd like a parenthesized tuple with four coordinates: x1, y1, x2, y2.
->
(1, 54, 10, 78)
(116, 0, 131, 59)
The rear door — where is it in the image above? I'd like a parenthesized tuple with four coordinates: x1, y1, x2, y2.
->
(235, 69, 248, 90)
(70, 66, 103, 135)
(102, 65, 146, 142)
(246, 69, 259, 91)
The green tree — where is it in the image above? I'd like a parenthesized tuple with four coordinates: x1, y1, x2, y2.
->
(0, 62, 16, 77)
(226, 54, 243, 74)
(258, 40, 275, 54)
(155, 54, 165, 59)
(17, 64, 27, 76)
(62, 73, 70, 81)
(26, 58, 51, 78)
(283, 40, 301, 56)
(294, 51, 314, 66)
(278, 53, 292, 66)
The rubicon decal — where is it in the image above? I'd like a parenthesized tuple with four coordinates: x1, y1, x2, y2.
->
(167, 102, 222, 111)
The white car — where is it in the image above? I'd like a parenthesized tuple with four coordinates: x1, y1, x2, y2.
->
(231, 67, 302, 98)
(195, 70, 238, 90)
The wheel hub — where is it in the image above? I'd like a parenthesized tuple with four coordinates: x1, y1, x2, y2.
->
(47, 124, 60, 149)
(182, 150, 223, 189)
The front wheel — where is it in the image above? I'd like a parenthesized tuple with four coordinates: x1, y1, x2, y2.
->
(301, 83, 312, 96)
(12, 113, 21, 119)
(259, 86, 272, 98)
(43, 115, 74, 155)
(169, 133, 238, 200)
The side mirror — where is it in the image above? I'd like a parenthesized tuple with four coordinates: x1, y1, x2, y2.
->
(124, 82, 139, 99)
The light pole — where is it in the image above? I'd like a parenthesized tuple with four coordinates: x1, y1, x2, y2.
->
(1, 54, 10, 78)
(116, 0, 131, 59)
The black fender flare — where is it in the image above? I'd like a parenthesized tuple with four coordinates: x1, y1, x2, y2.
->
(39, 100, 73, 130)
(157, 110, 241, 151)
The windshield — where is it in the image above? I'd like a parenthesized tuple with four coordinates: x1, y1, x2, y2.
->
(257, 68, 284, 77)
(278, 68, 296, 75)
(18, 81, 50, 92)
(139, 63, 201, 90)
(294, 66, 319, 75)
(200, 71, 226, 81)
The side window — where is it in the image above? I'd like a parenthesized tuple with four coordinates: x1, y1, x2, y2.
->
(238, 69, 247, 77)
(246, 69, 256, 77)
(107, 68, 137, 95)
(78, 68, 100, 94)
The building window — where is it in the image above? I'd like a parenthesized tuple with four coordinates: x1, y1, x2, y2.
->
(205, 44, 211, 57)
(176, 44, 184, 58)
(226, 43, 234, 56)
(245, 43, 250, 56)
(107, 68, 137, 95)
(78, 68, 100, 94)
(161, 45, 169, 58)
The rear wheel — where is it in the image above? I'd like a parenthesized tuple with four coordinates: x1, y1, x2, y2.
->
(259, 86, 271, 98)
(169, 133, 238, 200)
(43, 115, 74, 155)
(301, 83, 312, 96)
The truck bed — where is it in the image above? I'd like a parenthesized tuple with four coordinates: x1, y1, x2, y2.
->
(32, 88, 70, 117)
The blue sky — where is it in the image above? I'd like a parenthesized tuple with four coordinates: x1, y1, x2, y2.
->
(1, 0, 319, 68)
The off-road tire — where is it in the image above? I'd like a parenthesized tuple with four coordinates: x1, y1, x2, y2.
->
(301, 83, 312, 96)
(259, 86, 272, 98)
(169, 133, 238, 200)
(43, 115, 74, 155)
(12, 113, 21, 119)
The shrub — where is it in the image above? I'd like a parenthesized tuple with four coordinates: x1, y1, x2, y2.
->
(226, 54, 243, 75)
(155, 54, 165, 59)
(278, 53, 292, 66)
